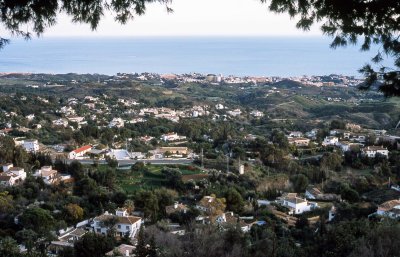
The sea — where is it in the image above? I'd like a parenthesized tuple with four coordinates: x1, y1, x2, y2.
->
(0, 37, 390, 77)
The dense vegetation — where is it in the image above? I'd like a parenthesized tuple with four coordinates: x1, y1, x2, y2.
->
(0, 74, 399, 257)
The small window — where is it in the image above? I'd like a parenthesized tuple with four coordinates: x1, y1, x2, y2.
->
(126, 226, 130, 230)
(118, 225, 121, 229)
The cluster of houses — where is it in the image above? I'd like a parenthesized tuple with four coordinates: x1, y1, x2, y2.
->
(134, 72, 361, 88)
(0, 164, 71, 187)
(48, 208, 142, 257)
(14, 189, 400, 256)
(0, 164, 26, 186)
(51, 93, 265, 130)
(286, 124, 397, 158)
(66, 143, 192, 161)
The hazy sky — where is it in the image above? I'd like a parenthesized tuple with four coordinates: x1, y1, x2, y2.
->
(2, 0, 321, 37)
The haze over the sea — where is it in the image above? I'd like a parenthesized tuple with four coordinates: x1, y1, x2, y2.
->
(0, 37, 389, 77)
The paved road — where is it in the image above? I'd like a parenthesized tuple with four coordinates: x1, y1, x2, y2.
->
(64, 158, 194, 166)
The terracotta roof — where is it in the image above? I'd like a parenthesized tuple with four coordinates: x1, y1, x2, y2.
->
(288, 137, 310, 141)
(363, 146, 387, 151)
(94, 214, 141, 225)
(225, 212, 248, 227)
(378, 199, 400, 212)
(73, 145, 92, 153)
(9, 167, 24, 172)
(286, 197, 307, 205)
(306, 187, 322, 196)
(59, 228, 87, 241)
(70, 228, 87, 237)
(106, 244, 135, 256)
(41, 169, 57, 177)
(117, 216, 141, 225)
(165, 203, 189, 215)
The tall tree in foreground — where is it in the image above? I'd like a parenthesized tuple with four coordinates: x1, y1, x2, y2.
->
(0, 0, 172, 48)
(262, 0, 400, 96)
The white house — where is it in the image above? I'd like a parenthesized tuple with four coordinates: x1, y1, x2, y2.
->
(52, 118, 69, 127)
(306, 129, 318, 139)
(328, 206, 337, 222)
(195, 195, 226, 214)
(34, 166, 59, 185)
(277, 193, 318, 215)
(337, 141, 354, 152)
(67, 116, 85, 123)
(25, 114, 35, 121)
(23, 139, 39, 153)
(108, 118, 125, 128)
(288, 131, 303, 138)
(2, 163, 13, 172)
(68, 145, 92, 159)
(375, 199, 400, 219)
(92, 208, 141, 238)
(215, 104, 225, 110)
(322, 136, 339, 146)
(362, 146, 389, 158)
(160, 132, 186, 142)
(257, 199, 271, 207)
(215, 212, 251, 232)
(0, 165, 26, 186)
(288, 137, 310, 147)
(227, 109, 242, 117)
(49, 228, 88, 255)
(250, 110, 264, 117)
(139, 135, 154, 143)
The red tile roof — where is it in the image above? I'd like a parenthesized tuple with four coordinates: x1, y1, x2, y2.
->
(73, 145, 92, 154)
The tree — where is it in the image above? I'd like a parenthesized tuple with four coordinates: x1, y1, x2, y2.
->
(106, 157, 119, 168)
(15, 229, 38, 254)
(148, 235, 158, 257)
(135, 190, 159, 222)
(341, 187, 360, 203)
(0, 0, 172, 48)
(161, 168, 184, 191)
(13, 146, 29, 168)
(131, 162, 146, 172)
(0, 136, 15, 163)
(320, 152, 343, 172)
(135, 227, 148, 257)
(74, 232, 115, 257)
(123, 199, 135, 214)
(262, 0, 400, 96)
(349, 222, 400, 257)
(290, 174, 309, 193)
(0, 237, 20, 257)
(154, 188, 178, 215)
(19, 207, 55, 236)
(225, 188, 245, 214)
(64, 203, 84, 223)
(0, 191, 13, 213)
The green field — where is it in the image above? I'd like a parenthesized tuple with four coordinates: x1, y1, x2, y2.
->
(115, 164, 203, 194)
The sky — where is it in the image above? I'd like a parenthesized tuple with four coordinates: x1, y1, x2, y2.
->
(1, 0, 321, 37)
